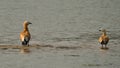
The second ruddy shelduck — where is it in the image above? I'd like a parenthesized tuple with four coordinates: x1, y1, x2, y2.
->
(20, 21, 32, 46)
(99, 29, 109, 49)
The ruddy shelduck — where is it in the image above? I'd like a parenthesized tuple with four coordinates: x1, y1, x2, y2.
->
(99, 29, 109, 49)
(20, 21, 32, 46)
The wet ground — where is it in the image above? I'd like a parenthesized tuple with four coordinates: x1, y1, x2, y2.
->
(0, 0, 120, 68)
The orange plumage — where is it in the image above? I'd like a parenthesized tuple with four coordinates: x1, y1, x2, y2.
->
(20, 21, 32, 46)
(99, 29, 109, 49)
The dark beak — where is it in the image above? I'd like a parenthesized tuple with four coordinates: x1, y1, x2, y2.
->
(99, 30, 101, 31)
(28, 22, 32, 24)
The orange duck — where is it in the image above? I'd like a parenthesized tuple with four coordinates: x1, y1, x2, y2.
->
(20, 21, 32, 46)
(99, 29, 109, 49)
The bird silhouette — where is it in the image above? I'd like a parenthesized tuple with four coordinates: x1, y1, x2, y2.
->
(99, 29, 109, 49)
(20, 21, 32, 46)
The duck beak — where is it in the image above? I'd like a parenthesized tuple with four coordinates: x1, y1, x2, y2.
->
(28, 22, 32, 24)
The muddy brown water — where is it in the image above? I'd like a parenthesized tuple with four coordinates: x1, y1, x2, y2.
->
(0, 0, 120, 68)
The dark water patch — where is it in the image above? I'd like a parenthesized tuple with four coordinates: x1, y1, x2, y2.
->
(1, 48, 8, 50)
(56, 46, 82, 50)
(12, 48, 20, 49)
(52, 37, 82, 42)
(100, 47, 109, 50)
(82, 64, 101, 66)
(41, 44, 54, 48)
(35, 46, 41, 49)
(82, 63, 113, 67)
(64, 55, 80, 57)
(0, 44, 54, 51)
(32, 44, 54, 49)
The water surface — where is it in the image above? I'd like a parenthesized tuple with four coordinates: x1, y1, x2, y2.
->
(0, 0, 120, 68)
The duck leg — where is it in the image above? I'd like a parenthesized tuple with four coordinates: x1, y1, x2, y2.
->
(105, 44, 107, 49)
(101, 44, 104, 49)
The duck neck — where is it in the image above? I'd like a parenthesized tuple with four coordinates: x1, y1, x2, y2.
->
(102, 31, 106, 36)
(23, 25, 29, 31)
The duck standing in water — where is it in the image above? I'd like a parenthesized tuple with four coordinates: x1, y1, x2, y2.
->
(20, 21, 32, 46)
(99, 29, 109, 49)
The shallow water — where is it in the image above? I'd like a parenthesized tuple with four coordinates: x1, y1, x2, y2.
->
(0, 0, 120, 68)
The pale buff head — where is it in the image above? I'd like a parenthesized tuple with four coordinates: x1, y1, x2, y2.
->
(99, 28, 107, 35)
(99, 29, 106, 32)
(23, 20, 32, 26)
